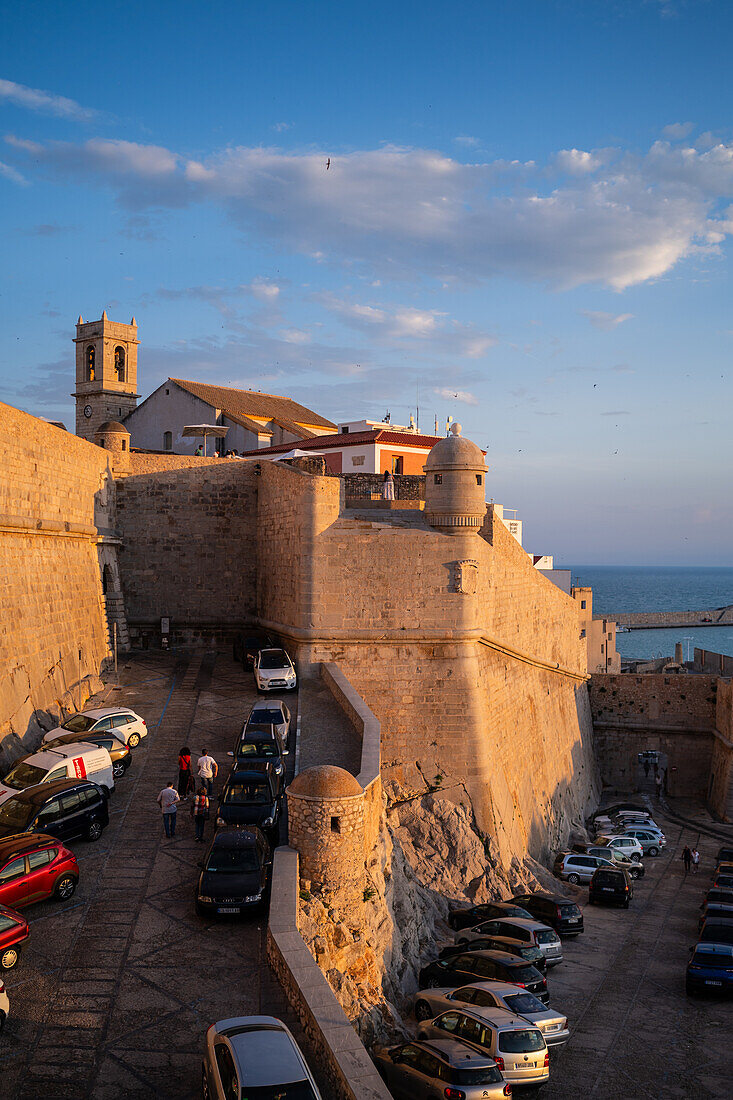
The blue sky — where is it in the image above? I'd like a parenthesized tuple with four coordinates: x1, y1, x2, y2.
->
(1, 0, 732, 565)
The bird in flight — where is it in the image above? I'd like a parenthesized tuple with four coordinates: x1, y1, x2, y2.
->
(326, 158, 331, 170)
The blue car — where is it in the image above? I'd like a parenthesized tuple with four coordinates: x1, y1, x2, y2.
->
(686, 943, 733, 995)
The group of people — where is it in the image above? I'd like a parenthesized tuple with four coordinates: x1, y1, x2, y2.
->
(156, 746, 219, 841)
(682, 845, 700, 874)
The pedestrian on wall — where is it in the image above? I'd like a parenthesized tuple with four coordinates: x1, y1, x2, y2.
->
(197, 748, 218, 795)
(691, 847, 700, 874)
(194, 444, 203, 456)
(382, 469, 395, 500)
(655, 773, 663, 801)
(190, 785, 210, 842)
(157, 781, 180, 838)
(177, 745, 194, 798)
(682, 846, 691, 874)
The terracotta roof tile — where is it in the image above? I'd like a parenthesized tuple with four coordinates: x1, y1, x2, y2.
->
(170, 378, 335, 432)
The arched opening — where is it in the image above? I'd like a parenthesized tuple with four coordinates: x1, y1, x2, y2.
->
(121, 439, 127, 451)
(86, 345, 96, 381)
(102, 565, 112, 594)
(163, 431, 172, 451)
(114, 346, 126, 382)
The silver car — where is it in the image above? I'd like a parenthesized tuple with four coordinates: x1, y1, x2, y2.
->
(419, 1006, 549, 1088)
(42, 707, 147, 748)
(595, 834, 644, 861)
(246, 700, 292, 751)
(554, 851, 615, 885)
(586, 845, 645, 879)
(457, 916, 563, 965)
(202, 1015, 321, 1100)
(413, 980, 570, 1046)
(373, 1037, 510, 1099)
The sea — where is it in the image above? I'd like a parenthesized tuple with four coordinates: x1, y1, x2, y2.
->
(563, 566, 733, 661)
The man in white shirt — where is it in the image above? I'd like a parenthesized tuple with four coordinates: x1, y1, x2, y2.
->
(157, 781, 180, 838)
(197, 749, 218, 795)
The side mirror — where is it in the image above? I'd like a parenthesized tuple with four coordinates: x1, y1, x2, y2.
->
(227, 751, 234, 757)
(283, 749, 290, 756)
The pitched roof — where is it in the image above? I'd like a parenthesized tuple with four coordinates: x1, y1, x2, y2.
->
(170, 378, 335, 432)
(242, 429, 443, 456)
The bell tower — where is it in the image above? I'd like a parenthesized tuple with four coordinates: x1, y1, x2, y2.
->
(72, 311, 140, 441)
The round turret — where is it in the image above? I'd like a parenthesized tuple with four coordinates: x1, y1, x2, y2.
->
(287, 766, 365, 904)
(94, 420, 131, 473)
(424, 423, 487, 530)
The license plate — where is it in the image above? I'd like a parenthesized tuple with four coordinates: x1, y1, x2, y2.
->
(705, 980, 722, 986)
(602, 887, 614, 892)
(218, 907, 240, 914)
(568, 916, 579, 922)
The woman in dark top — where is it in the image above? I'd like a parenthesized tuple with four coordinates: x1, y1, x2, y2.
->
(178, 745, 194, 798)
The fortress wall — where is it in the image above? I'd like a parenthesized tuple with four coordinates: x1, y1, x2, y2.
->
(589, 673, 718, 728)
(0, 402, 110, 758)
(115, 461, 259, 639)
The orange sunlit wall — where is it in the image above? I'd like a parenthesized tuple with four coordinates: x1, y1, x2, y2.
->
(379, 449, 430, 475)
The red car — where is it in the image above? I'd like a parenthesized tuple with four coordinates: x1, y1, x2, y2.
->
(0, 833, 79, 910)
(0, 903, 29, 969)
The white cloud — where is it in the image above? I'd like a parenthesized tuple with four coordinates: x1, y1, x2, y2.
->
(0, 77, 96, 121)
(454, 135, 480, 147)
(662, 122, 694, 140)
(434, 387, 479, 405)
(273, 122, 292, 132)
(10, 134, 733, 290)
(0, 159, 26, 185)
(581, 310, 634, 330)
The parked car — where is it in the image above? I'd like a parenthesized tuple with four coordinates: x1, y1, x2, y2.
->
(232, 630, 275, 666)
(588, 867, 633, 908)
(553, 851, 615, 885)
(705, 887, 733, 906)
(0, 779, 109, 843)
(448, 901, 534, 931)
(238, 719, 288, 762)
(456, 917, 563, 966)
(614, 810, 656, 825)
(621, 827, 666, 855)
(246, 700, 292, 750)
(0, 904, 29, 970)
(253, 648, 297, 693)
(595, 834, 644, 862)
(715, 861, 733, 876)
(202, 1014, 322, 1100)
(510, 892, 584, 935)
(699, 903, 733, 930)
(0, 833, 79, 908)
(716, 846, 733, 865)
(418, 1006, 549, 1090)
(419, 950, 549, 1003)
(441, 936, 547, 973)
(43, 731, 131, 779)
(712, 873, 733, 891)
(573, 843, 645, 879)
(412, 980, 570, 1046)
(216, 764, 282, 836)
(42, 707, 147, 748)
(0, 975, 8, 1028)
(373, 1038, 510, 1099)
(0, 744, 114, 807)
(686, 943, 733, 995)
(195, 825, 272, 917)
(230, 727, 285, 780)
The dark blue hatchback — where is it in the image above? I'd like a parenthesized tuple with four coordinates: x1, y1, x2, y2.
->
(686, 943, 733, 995)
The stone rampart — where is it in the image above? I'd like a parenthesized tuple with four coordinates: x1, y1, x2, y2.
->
(338, 472, 425, 500)
(710, 679, 733, 822)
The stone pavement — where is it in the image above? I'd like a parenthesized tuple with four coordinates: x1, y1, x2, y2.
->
(0, 650, 333, 1099)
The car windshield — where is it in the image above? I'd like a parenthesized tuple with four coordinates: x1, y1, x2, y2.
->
(498, 1028, 545, 1053)
(503, 992, 546, 1014)
(259, 651, 289, 669)
(535, 930, 557, 944)
(0, 798, 32, 831)
(237, 742, 279, 758)
(510, 966, 539, 982)
(223, 783, 270, 805)
(504, 906, 532, 918)
(454, 1066, 502, 1086)
(205, 848, 260, 873)
(560, 904, 581, 917)
(233, 1083, 319, 1100)
(3, 762, 47, 789)
(252, 708, 284, 723)
(62, 714, 96, 733)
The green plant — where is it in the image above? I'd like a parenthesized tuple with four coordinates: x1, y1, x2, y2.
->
(299, 888, 311, 902)
(433, 773, 443, 787)
(363, 885, 377, 902)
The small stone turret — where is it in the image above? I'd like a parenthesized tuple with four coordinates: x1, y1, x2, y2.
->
(424, 422, 487, 531)
(94, 420, 131, 474)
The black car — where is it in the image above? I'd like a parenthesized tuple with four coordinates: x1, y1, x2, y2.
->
(195, 826, 271, 917)
(705, 886, 733, 906)
(716, 846, 733, 865)
(233, 631, 275, 666)
(0, 779, 109, 842)
(699, 902, 733, 930)
(588, 867, 633, 908)
(510, 892, 584, 935)
(419, 949, 549, 1003)
(447, 900, 534, 931)
(216, 763, 282, 836)
(698, 918, 733, 946)
(236, 721, 288, 763)
(440, 936, 547, 973)
(231, 727, 285, 780)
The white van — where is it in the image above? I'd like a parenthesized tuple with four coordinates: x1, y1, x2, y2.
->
(0, 744, 115, 807)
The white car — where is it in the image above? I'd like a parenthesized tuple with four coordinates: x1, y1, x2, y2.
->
(0, 976, 8, 1030)
(202, 1015, 322, 1100)
(595, 834, 644, 861)
(246, 701, 292, 750)
(0, 744, 115, 806)
(253, 649, 297, 694)
(43, 708, 147, 748)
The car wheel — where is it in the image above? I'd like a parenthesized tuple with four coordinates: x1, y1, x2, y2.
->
(112, 761, 125, 778)
(1, 946, 20, 970)
(567, 873, 579, 885)
(55, 874, 77, 900)
(425, 977, 440, 989)
(649, 846, 659, 857)
(86, 820, 103, 842)
(414, 1000, 433, 1022)
(631, 853, 641, 862)
(127, 732, 141, 748)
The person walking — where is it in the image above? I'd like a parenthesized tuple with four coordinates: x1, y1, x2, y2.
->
(682, 845, 691, 874)
(691, 847, 700, 874)
(190, 785, 210, 842)
(382, 469, 395, 500)
(157, 781, 180, 838)
(177, 745, 194, 798)
(655, 772, 663, 801)
(197, 748, 218, 795)
(643, 760, 650, 779)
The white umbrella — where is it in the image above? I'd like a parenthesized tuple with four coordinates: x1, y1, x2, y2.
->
(182, 424, 229, 456)
(258, 448, 322, 462)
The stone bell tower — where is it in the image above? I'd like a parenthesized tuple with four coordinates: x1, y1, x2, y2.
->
(72, 312, 140, 441)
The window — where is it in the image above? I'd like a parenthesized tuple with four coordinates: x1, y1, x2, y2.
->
(392, 456, 403, 474)
(434, 473, 442, 484)
(122, 439, 127, 451)
(458, 1016, 485, 1046)
(114, 346, 125, 382)
(59, 792, 81, 813)
(341, 426, 349, 433)
(330, 816, 340, 833)
(28, 849, 55, 870)
(163, 431, 173, 451)
(0, 914, 22, 932)
(435, 1012, 461, 1033)
(581, 600, 586, 610)
(580, 629, 586, 639)
(0, 857, 26, 883)
(80, 788, 99, 806)
(35, 799, 61, 824)
(112, 715, 131, 728)
(476, 474, 483, 485)
(86, 345, 96, 381)
(46, 768, 67, 782)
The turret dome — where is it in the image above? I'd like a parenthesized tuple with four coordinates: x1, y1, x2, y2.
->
(424, 423, 487, 531)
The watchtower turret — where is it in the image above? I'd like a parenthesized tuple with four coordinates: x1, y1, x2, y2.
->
(424, 422, 487, 531)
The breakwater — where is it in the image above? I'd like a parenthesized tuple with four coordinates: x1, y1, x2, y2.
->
(604, 605, 733, 629)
